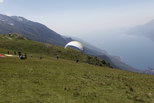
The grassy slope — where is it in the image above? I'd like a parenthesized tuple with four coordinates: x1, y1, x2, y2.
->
(0, 34, 154, 103)
(0, 57, 154, 103)
(0, 34, 87, 61)
(0, 34, 110, 67)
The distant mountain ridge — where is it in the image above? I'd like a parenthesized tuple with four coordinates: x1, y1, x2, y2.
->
(143, 68, 154, 75)
(0, 14, 67, 46)
(127, 19, 154, 41)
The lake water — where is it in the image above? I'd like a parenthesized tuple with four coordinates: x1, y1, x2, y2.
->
(80, 33, 154, 70)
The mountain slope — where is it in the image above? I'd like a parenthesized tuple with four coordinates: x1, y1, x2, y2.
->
(0, 14, 66, 46)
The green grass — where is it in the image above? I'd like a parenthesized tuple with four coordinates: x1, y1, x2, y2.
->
(0, 34, 154, 103)
(0, 57, 154, 103)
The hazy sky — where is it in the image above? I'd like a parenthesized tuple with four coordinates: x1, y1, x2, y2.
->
(0, 0, 154, 36)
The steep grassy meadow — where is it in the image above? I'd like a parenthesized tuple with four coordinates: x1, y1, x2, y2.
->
(0, 34, 154, 103)
(0, 34, 110, 67)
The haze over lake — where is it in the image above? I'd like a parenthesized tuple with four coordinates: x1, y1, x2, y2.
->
(79, 31, 154, 70)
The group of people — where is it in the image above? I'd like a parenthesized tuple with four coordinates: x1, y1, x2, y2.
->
(7, 51, 80, 62)
(18, 51, 27, 60)
(7, 51, 27, 60)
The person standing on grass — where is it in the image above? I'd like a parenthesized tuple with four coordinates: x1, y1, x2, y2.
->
(25, 53, 27, 59)
(14, 51, 17, 55)
(76, 59, 79, 63)
(40, 57, 43, 59)
(18, 52, 21, 57)
(56, 55, 59, 60)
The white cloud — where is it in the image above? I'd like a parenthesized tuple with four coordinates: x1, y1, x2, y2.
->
(0, 0, 4, 3)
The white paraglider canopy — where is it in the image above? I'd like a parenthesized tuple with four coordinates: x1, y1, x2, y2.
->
(65, 41, 84, 51)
